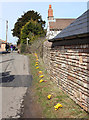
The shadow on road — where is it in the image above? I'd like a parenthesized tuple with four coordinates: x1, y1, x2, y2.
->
(0, 71, 33, 87)
(0, 51, 11, 54)
(0, 71, 15, 83)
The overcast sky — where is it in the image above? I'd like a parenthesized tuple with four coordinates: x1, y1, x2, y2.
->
(0, 2, 87, 44)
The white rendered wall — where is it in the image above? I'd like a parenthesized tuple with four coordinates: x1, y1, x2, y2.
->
(46, 22, 61, 39)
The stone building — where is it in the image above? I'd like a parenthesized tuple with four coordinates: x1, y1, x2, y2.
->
(0, 39, 6, 52)
(43, 9, 89, 112)
(46, 5, 75, 40)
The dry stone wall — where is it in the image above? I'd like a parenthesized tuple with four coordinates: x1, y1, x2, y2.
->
(43, 41, 52, 75)
(43, 41, 89, 112)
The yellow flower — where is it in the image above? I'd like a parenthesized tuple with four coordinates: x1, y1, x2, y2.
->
(36, 59, 38, 61)
(34, 53, 38, 58)
(36, 62, 38, 64)
(36, 67, 39, 69)
(38, 71, 43, 74)
(47, 95, 52, 100)
(34, 53, 37, 56)
(35, 64, 38, 66)
(39, 79, 44, 83)
(54, 103, 62, 110)
(34, 53, 38, 57)
(39, 75, 44, 78)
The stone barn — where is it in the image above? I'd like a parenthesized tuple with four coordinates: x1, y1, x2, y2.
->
(43, 9, 89, 112)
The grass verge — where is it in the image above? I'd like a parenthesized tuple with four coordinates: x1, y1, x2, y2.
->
(29, 53, 89, 118)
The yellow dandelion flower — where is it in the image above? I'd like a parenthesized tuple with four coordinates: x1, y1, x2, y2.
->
(34, 53, 37, 56)
(39, 79, 44, 83)
(34, 53, 38, 57)
(38, 71, 43, 74)
(47, 95, 52, 100)
(54, 103, 62, 110)
(35, 64, 38, 66)
(36, 67, 39, 69)
(39, 75, 44, 78)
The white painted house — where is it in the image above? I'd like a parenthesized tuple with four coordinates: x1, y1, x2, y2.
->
(46, 5, 75, 40)
(0, 39, 6, 52)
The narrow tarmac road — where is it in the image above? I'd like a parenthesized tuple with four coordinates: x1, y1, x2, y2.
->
(0, 52, 33, 119)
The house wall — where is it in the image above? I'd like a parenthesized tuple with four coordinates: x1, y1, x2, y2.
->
(46, 30, 61, 40)
(46, 22, 61, 40)
(43, 41, 89, 112)
(0, 44, 6, 52)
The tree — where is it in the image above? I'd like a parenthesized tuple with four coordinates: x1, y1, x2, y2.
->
(20, 20, 44, 44)
(12, 10, 46, 41)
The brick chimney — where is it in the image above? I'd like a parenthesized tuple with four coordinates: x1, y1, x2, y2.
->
(48, 5, 54, 20)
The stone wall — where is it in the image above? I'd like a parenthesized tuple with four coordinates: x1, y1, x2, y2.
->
(43, 41, 52, 75)
(43, 41, 89, 112)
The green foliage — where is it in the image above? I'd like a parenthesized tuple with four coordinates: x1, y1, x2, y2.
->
(17, 39, 20, 46)
(20, 20, 44, 44)
(20, 44, 27, 53)
(29, 37, 46, 58)
(12, 10, 46, 40)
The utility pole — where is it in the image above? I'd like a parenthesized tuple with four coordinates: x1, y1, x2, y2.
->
(6, 20, 8, 43)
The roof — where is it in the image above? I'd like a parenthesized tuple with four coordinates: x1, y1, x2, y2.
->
(0, 39, 6, 44)
(49, 18, 75, 30)
(49, 9, 89, 42)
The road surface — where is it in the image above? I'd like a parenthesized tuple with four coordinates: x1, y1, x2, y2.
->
(0, 52, 32, 119)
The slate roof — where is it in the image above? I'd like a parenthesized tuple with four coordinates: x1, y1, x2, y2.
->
(49, 9, 89, 42)
(49, 18, 75, 30)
